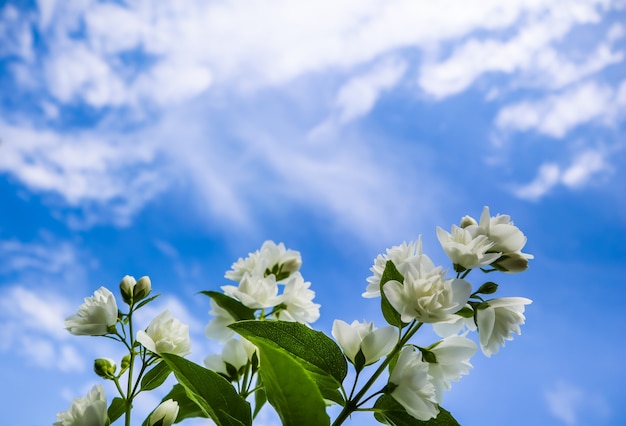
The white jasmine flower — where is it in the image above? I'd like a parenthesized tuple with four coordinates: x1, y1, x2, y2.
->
(389, 347, 439, 421)
(53, 385, 108, 426)
(363, 238, 436, 298)
(476, 297, 532, 357)
(222, 273, 283, 309)
(204, 338, 254, 380)
(465, 206, 533, 261)
(332, 320, 397, 368)
(276, 272, 320, 324)
(383, 265, 472, 323)
(204, 299, 236, 342)
(432, 310, 477, 338)
(436, 225, 501, 270)
(225, 241, 301, 283)
(149, 399, 179, 426)
(137, 310, 191, 356)
(426, 335, 477, 403)
(65, 287, 118, 336)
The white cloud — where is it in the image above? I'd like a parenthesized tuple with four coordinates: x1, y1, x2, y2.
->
(418, 1, 619, 98)
(0, 121, 166, 226)
(514, 149, 610, 200)
(496, 81, 622, 138)
(545, 381, 610, 425)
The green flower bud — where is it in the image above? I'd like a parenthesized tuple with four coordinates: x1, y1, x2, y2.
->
(94, 358, 116, 379)
(133, 276, 152, 301)
(121, 354, 131, 371)
(119, 275, 136, 305)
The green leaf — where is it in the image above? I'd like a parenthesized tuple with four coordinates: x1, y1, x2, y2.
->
(134, 294, 161, 311)
(141, 384, 207, 426)
(454, 306, 474, 318)
(200, 291, 256, 321)
(230, 321, 347, 383)
(253, 377, 267, 419)
(161, 353, 251, 426)
(253, 339, 330, 426)
(380, 260, 406, 328)
(374, 395, 459, 426)
(141, 361, 171, 391)
(107, 397, 126, 424)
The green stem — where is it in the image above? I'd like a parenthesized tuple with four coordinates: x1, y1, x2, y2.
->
(331, 321, 423, 426)
(125, 307, 136, 426)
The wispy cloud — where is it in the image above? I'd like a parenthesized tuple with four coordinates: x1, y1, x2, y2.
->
(545, 381, 610, 425)
(514, 149, 611, 200)
(495, 81, 625, 138)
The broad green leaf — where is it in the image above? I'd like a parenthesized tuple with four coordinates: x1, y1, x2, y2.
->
(373, 395, 459, 426)
(107, 397, 126, 424)
(161, 353, 251, 426)
(380, 261, 406, 328)
(253, 339, 330, 426)
(230, 321, 347, 383)
(253, 376, 266, 419)
(141, 361, 171, 391)
(142, 384, 207, 426)
(200, 291, 256, 321)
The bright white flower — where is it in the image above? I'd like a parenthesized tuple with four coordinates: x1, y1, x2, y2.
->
(149, 399, 179, 426)
(436, 225, 501, 270)
(332, 320, 397, 368)
(389, 347, 439, 421)
(204, 338, 254, 380)
(276, 272, 320, 324)
(204, 299, 236, 342)
(53, 385, 108, 426)
(465, 206, 533, 261)
(383, 265, 472, 323)
(137, 310, 191, 356)
(65, 287, 118, 336)
(432, 309, 477, 338)
(222, 273, 283, 309)
(225, 241, 301, 283)
(363, 238, 436, 298)
(476, 297, 532, 357)
(426, 335, 477, 403)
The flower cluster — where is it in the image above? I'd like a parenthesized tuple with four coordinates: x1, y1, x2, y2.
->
(54, 206, 532, 426)
(350, 206, 533, 421)
(55, 275, 190, 425)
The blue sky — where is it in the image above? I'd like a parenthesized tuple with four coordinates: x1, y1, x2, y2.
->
(1, 1, 625, 425)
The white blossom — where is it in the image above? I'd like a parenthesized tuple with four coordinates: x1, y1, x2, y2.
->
(389, 347, 439, 421)
(476, 297, 532, 357)
(53, 385, 108, 426)
(426, 335, 477, 403)
(222, 273, 283, 309)
(436, 225, 501, 270)
(383, 265, 472, 323)
(65, 287, 118, 336)
(464, 206, 533, 273)
(432, 309, 477, 338)
(363, 238, 435, 298)
(225, 241, 301, 283)
(276, 272, 320, 324)
(137, 310, 191, 356)
(332, 320, 397, 368)
(149, 399, 179, 426)
(204, 299, 236, 342)
(204, 338, 255, 380)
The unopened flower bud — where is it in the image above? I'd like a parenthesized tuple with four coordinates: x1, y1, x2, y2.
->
(94, 358, 116, 379)
(492, 252, 531, 273)
(459, 215, 478, 228)
(120, 275, 136, 305)
(133, 276, 152, 301)
(149, 399, 179, 426)
(121, 354, 131, 371)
